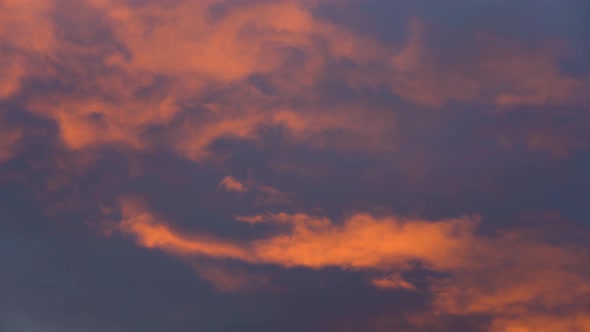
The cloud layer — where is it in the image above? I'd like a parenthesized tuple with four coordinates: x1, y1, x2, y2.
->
(1, 0, 589, 331)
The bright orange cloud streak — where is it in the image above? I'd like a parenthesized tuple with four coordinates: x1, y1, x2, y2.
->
(119, 199, 251, 260)
(489, 314, 590, 332)
(118, 200, 478, 271)
(251, 212, 477, 269)
(116, 200, 590, 330)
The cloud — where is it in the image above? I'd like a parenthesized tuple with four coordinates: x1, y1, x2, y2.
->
(91, 0, 323, 81)
(369, 273, 417, 291)
(430, 226, 590, 331)
(219, 176, 248, 193)
(0, 0, 55, 99)
(13, 0, 395, 162)
(219, 175, 293, 205)
(117, 200, 477, 270)
(116, 200, 590, 331)
(3, 0, 586, 166)
(0, 126, 21, 163)
(388, 19, 589, 109)
(249, 212, 477, 270)
(3, 1, 590, 331)
(489, 314, 590, 332)
(118, 198, 251, 260)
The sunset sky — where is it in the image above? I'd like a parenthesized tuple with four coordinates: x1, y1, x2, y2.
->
(1, 0, 590, 331)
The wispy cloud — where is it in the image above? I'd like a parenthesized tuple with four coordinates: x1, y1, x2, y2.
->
(115, 198, 590, 329)
(2, 0, 589, 331)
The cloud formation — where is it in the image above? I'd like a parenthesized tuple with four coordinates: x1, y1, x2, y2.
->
(118, 201, 475, 269)
(2, 0, 590, 331)
(115, 199, 590, 330)
(3, 0, 586, 166)
(219, 176, 248, 193)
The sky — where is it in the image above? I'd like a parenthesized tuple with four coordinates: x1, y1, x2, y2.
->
(1, 0, 590, 331)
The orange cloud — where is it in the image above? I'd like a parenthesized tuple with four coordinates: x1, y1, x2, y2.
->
(2, 0, 586, 162)
(91, 1, 305, 79)
(118, 198, 251, 260)
(4, 0, 578, 166)
(0, 0, 55, 99)
(219, 176, 247, 193)
(0, 59, 25, 100)
(218, 175, 293, 205)
(251, 212, 477, 269)
(15, 0, 398, 159)
(116, 200, 590, 330)
(117, 200, 478, 271)
(370, 273, 417, 291)
(430, 227, 590, 331)
(387, 19, 589, 109)
(27, 75, 182, 150)
(489, 314, 590, 332)
(3, 1, 589, 329)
